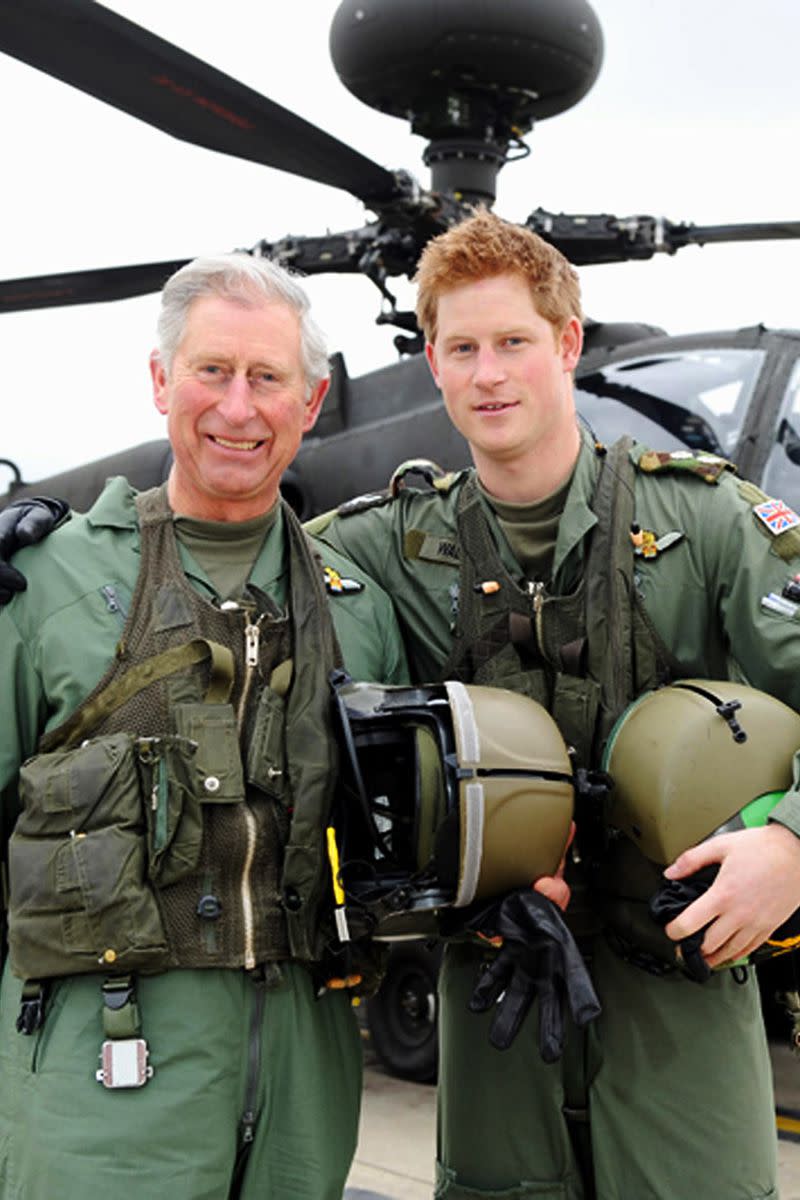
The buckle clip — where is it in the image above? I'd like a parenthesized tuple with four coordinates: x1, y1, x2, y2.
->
(16, 982, 47, 1036)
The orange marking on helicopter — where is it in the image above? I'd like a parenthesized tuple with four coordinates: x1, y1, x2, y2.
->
(150, 75, 256, 131)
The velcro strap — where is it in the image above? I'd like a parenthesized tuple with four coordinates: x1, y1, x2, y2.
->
(269, 658, 294, 698)
(509, 612, 534, 646)
(560, 637, 587, 676)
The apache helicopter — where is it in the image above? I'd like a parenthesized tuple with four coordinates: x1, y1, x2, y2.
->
(2, 0, 800, 518)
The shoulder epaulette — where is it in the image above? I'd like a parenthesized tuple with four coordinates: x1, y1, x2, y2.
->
(634, 448, 736, 484)
(389, 457, 459, 497)
(328, 460, 461, 522)
(334, 489, 392, 519)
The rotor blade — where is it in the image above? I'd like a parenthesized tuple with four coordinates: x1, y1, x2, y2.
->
(0, 0, 401, 206)
(0, 261, 190, 313)
(673, 221, 800, 248)
(526, 209, 800, 266)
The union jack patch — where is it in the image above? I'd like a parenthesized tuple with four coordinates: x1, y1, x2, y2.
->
(753, 498, 800, 536)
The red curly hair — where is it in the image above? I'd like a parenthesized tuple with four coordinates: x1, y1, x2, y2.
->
(414, 208, 582, 343)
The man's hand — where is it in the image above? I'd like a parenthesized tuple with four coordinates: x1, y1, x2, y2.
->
(0, 497, 69, 604)
(662, 824, 800, 968)
(532, 820, 574, 912)
(467, 888, 600, 1059)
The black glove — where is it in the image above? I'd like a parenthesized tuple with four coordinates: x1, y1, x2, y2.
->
(650, 862, 800, 979)
(649, 865, 719, 983)
(466, 889, 601, 1061)
(0, 496, 69, 605)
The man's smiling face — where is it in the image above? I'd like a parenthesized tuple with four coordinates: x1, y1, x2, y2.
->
(425, 272, 581, 475)
(151, 294, 326, 521)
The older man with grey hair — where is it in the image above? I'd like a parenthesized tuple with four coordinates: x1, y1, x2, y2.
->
(0, 254, 407, 1200)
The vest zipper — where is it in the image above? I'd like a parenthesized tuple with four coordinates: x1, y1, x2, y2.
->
(237, 611, 263, 727)
(528, 580, 546, 654)
(241, 808, 258, 970)
(240, 608, 265, 971)
(221, 600, 268, 971)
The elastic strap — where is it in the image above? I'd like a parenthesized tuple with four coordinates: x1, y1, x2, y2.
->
(562, 1022, 596, 1199)
(101, 975, 142, 1040)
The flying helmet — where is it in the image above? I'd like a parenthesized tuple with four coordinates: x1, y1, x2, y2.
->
(603, 679, 800, 865)
(330, 674, 575, 938)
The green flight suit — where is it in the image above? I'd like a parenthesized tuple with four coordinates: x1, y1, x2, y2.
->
(0, 477, 408, 1200)
(312, 432, 800, 1200)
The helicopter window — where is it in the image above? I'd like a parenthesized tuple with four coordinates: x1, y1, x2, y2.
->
(760, 358, 800, 509)
(575, 349, 764, 456)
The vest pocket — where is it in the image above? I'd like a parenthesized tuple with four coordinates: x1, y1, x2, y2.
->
(173, 702, 246, 804)
(550, 673, 601, 765)
(136, 735, 204, 887)
(245, 686, 286, 801)
(10, 734, 170, 978)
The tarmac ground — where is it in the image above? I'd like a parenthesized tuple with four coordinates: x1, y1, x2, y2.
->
(344, 1041, 800, 1200)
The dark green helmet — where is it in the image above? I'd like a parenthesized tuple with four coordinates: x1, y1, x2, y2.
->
(331, 676, 575, 937)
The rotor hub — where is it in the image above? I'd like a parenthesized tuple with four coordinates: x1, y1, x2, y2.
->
(330, 0, 603, 201)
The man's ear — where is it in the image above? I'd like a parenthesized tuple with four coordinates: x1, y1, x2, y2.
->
(302, 377, 330, 433)
(560, 317, 583, 373)
(150, 350, 169, 415)
(425, 342, 442, 389)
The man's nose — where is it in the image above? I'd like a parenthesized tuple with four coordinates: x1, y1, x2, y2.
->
(473, 345, 506, 387)
(217, 373, 255, 423)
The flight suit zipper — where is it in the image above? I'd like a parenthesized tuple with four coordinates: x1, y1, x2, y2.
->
(101, 584, 129, 623)
(232, 968, 268, 1195)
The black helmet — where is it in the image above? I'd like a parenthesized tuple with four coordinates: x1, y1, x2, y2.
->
(331, 675, 575, 938)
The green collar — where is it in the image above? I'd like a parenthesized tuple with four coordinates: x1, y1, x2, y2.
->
(85, 476, 288, 603)
(471, 427, 602, 585)
(551, 426, 603, 582)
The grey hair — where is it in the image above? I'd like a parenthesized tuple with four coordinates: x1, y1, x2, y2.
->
(155, 253, 330, 392)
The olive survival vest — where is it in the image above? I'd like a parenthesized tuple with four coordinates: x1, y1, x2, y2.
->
(439, 438, 679, 769)
(432, 439, 692, 951)
(7, 485, 343, 981)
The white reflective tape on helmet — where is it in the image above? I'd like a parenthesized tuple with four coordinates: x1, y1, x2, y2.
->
(454, 780, 484, 907)
(445, 680, 480, 764)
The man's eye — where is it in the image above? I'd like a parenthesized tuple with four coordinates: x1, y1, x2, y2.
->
(199, 364, 224, 378)
(248, 372, 279, 393)
(452, 343, 474, 355)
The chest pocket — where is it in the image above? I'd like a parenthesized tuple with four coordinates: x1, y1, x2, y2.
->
(245, 686, 287, 802)
(173, 702, 246, 804)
